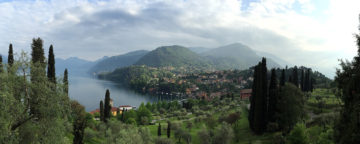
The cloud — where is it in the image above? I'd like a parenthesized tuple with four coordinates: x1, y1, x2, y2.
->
(0, 0, 359, 78)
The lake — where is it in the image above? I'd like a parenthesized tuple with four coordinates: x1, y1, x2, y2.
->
(68, 76, 158, 112)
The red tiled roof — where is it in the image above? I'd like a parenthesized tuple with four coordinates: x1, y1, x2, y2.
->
(90, 109, 100, 114)
(111, 107, 118, 112)
(119, 105, 132, 107)
(240, 89, 252, 94)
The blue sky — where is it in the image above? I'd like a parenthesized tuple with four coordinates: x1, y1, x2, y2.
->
(0, 0, 359, 78)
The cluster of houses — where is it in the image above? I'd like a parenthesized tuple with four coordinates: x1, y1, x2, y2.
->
(89, 99, 135, 120)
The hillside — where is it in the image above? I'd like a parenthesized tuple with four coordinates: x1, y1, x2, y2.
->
(202, 43, 281, 70)
(134, 45, 211, 68)
(89, 50, 149, 74)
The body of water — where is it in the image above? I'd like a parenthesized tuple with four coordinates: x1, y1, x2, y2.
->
(68, 76, 157, 112)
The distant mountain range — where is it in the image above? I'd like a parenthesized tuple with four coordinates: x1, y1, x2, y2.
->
(0, 43, 293, 77)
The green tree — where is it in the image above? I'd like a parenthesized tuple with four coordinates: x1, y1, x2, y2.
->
(167, 121, 171, 138)
(291, 66, 299, 87)
(0, 55, 3, 73)
(100, 100, 104, 122)
(8, 43, 14, 67)
(276, 83, 305, 132)
(47, 45, 56, 83)
(301, 69, 305, 91)
(249, 58, 268, 134)
(334, 15, 360, 144)
(268, 69, 278, 125)
(280, 69, 285, 86)
(213, 122, 234, 144)
(104, 89, 111, 122)
(287, 123, 308, 144)
(71, 100, 86, 144)
(63, 69, 68, 95)
(158, 123, 162, 136)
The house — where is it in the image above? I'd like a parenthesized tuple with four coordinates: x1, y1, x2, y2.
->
(118, 105, 133, 114)
(240, 89, 252, 99)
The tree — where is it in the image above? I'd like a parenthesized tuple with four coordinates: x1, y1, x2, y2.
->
(167, 121, 171, 138)
(334, 15, 360, 144)
(121, 108, 125, 122)
(63, 69, 68, 95)
(291, 66, 299, 87)
(280, 69, 285, 86)
(197, 128, 211, 144)
(287, 123, 308, 144)
(248, 58, 268, 134)
(104, 89, 111, 122)
(0, 55, 3, 73)
(213, 122, 234, 144)
(158, 123, 161, 136)
(30, 38, 46, 117)
(71, 100, 86, 144)
(47, 45, 56, 83)
(301, 69, 305, 91)
(276, 83, 305, 132)
(8, 44, 14, 67)
(304, 69, 310, 92)
(100, 100, 104, 122)
(268, 69, 278, 124)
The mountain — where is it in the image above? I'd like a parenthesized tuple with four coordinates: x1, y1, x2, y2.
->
(89, 50, 149, 74)
(189, 47, 212, 54)
(134, 45, 210, 68)
(55, 57, 95, 77)
(256, 51, 290, 67)
(202, 43, 281, 70)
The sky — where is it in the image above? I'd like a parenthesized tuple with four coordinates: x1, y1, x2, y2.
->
(0, 0, 359, 78)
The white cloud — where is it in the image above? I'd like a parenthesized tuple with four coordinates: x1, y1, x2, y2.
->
(0, 0, 359, 78)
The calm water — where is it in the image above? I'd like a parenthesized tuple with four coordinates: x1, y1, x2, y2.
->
(68, 76, 157, 112)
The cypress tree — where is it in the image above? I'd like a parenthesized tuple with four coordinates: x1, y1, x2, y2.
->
(121, 108, 125, 122)
(249, 58, 268, 134)
(158, 123, 161, 136)
(63, 69, 69, 95)
(30, 38, 46, 117)
(280, 69, 285, 86)
(167, 121, 171, 138)
(104, 89, 111, 122)
(100, 100, 104, 122)
(8, 44, 14, 67)
(0, 55, 3, 73)
(301, 69, 305, 91)
(291, 66, 299, 87)
(47, 45, 56, 83)
(268, 69, 278, 124)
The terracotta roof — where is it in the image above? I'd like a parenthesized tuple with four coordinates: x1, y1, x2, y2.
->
(90, 109, 100, 114)
(119, 105, 132, 107)
(111, 107, 118, 112)
(240, 89, 252, 94)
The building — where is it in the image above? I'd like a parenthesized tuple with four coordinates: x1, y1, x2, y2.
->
(240, 89, 252, 99)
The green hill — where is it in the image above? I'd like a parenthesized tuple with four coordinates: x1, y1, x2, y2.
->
(89, 50, 149, 74)
(134, 45, 211, 68)
(203, 43, 281, 70)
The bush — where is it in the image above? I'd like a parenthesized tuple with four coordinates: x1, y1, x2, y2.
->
(154, 137, 173, 144)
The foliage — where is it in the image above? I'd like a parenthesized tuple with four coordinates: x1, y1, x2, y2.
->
(287, 123, 308, 144)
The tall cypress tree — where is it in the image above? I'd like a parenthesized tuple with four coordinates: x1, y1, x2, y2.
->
(280, 69, 285, 86)
(158, 123, 161, 136)
(291, 66, 299, 87)
(47, 45, 56, 83)
(30, 38, 46, 117)
(104, 89, 111, 122)
(249, 58, 268, 134)
(268, 69, 278, 124)
(100, 100, 104, 122)
(8, 44, 14, 67)
(167, 121, 171, 138)
(301, 69, 305, 91)
(63, 69, 69, 95)
(0, 55, 3, 73)
(304, 69, 310, 92)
